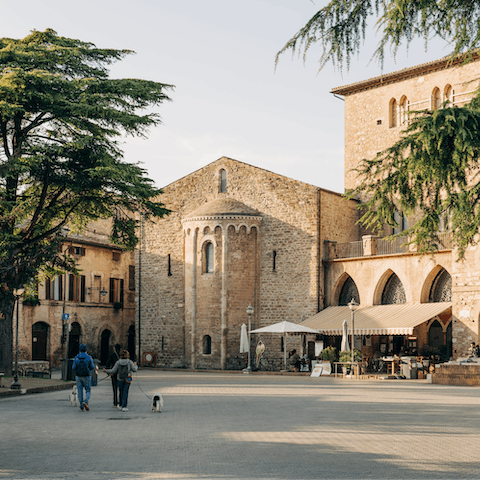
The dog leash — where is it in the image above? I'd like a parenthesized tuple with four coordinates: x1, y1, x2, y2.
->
(134, 370, 154, 400)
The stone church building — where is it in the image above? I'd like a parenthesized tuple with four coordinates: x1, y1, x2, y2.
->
(138, 54, 480, 369)
(136, 158, 359, 369)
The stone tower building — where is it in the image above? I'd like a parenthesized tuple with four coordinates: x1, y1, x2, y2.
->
(137, 157, 359, 369)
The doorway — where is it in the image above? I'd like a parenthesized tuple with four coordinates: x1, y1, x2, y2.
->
(68, 322, 82, 358)
(32, 322, 49, 361)
(100, 329, 111, 365)
(128, 325, 135, 361)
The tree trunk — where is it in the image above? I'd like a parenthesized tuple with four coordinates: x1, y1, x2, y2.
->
(0, 299, 15, 375)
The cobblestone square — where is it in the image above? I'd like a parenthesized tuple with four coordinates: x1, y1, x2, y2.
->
(1, 371, 480, 480)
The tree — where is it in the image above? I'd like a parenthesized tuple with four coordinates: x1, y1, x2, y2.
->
(276, 1, 480, 256)
(0, 29, 173, 374)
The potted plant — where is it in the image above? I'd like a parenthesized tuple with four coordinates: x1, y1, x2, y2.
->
(339, 349, 362, 374)
(320, 346, 337, 365)
(23, 295, 41, 307)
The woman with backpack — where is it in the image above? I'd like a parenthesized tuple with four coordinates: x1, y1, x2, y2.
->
(104, 350, 137, 412)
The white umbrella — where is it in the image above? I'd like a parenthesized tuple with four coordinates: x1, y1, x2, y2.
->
(240, 324, 249, 353)
(341, 319, 350, 352)
(250, 321, 319, 370)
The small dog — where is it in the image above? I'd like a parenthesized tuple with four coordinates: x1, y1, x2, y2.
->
(151, 393, 164, 413)
(69, 385, 78, 407)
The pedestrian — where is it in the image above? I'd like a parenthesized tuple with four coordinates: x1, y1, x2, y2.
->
(104, 350, 137, 412)
(72, 344, 95, 412)
(105, 343, 121, 408)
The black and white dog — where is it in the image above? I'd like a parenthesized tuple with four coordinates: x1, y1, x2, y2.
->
(69, 385, 78, 407)
(151, 393, 164, 413)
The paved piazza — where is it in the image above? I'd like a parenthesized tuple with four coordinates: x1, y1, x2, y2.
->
(1, 371, 480, 480)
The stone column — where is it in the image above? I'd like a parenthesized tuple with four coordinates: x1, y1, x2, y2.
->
(221, 224, 228, 369)
(190, 228, 197, 369)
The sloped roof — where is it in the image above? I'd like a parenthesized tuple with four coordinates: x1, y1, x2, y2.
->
(184, 197, 260, 218)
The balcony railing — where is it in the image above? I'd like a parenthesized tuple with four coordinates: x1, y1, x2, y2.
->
(327, 232, 453, 260)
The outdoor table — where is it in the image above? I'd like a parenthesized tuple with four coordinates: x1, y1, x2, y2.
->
(382, 357, 398, 375)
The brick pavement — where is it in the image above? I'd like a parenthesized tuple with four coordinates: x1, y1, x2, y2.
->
(1, 371, 480, 480)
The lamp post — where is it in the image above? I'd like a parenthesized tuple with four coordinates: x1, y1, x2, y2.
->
(246, 304, 254, 373)
(348, 298, 358, 365)
(11, 287, 25, 390)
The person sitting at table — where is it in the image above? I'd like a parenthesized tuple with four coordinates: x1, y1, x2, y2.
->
(288, 349, 301, 372)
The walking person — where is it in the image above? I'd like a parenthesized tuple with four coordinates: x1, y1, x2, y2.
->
(104, 350, 137, 412)
(72, 344, 95, 412)
(105, 343, 121, 408)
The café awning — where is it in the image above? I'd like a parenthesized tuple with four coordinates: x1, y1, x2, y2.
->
(300, 302, 452, 336)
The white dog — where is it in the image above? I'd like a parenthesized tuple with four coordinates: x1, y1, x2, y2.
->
(69, 385, 78, 407)
(151, 393, 164, 413)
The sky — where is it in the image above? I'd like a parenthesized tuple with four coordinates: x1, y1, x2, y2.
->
(0, 0, 450, 193)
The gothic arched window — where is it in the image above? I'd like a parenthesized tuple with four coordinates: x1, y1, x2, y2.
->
(381, 273, 406, 305)
(429, 268, 452, 302)
(338, 276, 360, 306)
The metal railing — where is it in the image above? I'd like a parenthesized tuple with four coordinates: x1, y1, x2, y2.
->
(377, 236, 409, 255)
(329, 233, 453, 260)
(334, 241, 364, 259)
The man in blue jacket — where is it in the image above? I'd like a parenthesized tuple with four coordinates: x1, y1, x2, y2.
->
(72, 344, 95, 411)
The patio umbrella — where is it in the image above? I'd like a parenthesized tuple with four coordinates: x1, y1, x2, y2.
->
(240, 324, 249, 353)
(250, 321, 319, 370)
(341, 319, 350, 352)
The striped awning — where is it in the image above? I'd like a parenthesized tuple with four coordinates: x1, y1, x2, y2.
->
(300, 302, 452, 336)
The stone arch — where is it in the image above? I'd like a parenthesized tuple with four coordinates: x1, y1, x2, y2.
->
(420, 265, 452, 303)
(332, 273, 360, 306)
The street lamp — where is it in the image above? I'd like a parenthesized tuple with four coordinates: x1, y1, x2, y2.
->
(246, 304, 254, 373)
(11, 286, 25, 390)
(348, 298, 358, 365)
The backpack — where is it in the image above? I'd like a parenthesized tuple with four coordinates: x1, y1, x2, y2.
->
(75, 356, 90, 377)
(117, 363, 129, 381)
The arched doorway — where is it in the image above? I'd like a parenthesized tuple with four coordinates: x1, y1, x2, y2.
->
(128, 325, 135, 361)
(428, 320, 444, 350)
(32, 322, 49, 361)
(100, 329, 111, 365)
(68, 322, 82, 358)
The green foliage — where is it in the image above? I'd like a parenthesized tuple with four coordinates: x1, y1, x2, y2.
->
(278, 1, 480, 258)
(276, 0, 480, 73)
(347, 102, 480, 257)
(320, 345, 337, 363)
(339, 349, 361, 363)
(0, 29, 173, 299)
(418, 345, 440, 358)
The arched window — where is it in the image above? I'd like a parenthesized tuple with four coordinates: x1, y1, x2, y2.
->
(444, 85, 453, 107)
(393, 210, 408, 235)
(220, 169, 227, 192)
(389, 98, 398, 128)
(203, 335, 212, 355)
(381, 273, 406, 305)
(338, 276, 360, 306)
(399, 96, 408, 125)
(429, 268, 452, 302)
(205, 242, 214, 273)
(432, 87, 442, 110)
